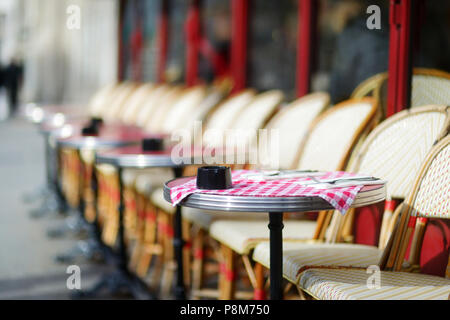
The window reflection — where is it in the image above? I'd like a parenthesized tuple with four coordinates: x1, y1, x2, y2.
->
(247, 0, 297, 99)
(166, 0, 188, 84)
(198, 0, 231, 83)
(414, 0, 450, 72)
(314, 0, 389, 103)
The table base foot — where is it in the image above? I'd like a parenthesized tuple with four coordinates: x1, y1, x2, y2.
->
(55, 239, 104, 264)
(72, 270, 156, 300)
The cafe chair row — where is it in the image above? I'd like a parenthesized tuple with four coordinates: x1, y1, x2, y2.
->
(252, 105, 449, 299)
(296, 136, 450, 300)
(39, 68, 450, 300)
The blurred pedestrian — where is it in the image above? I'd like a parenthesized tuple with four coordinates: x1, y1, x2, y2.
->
(3, 56, 23, 116)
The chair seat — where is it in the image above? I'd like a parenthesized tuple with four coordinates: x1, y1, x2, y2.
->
(95, 166, 171, 191)
(298, 268, 450, 300)
(209, 219, 317, 255)
(151, 187, 175, 214)
(134, 169, 173, 193)
(96, 163, 116, 175)
(183, 209, 267, 231)
(252, 242, 382, 283)
(150, 188, 267, 228)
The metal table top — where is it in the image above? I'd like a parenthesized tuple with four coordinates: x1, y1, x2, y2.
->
(164, 176, 386, 213)
(39, 117, 89, 135)
(96, 145, 234, 168)
(95, 144, 190, 168)
(25, 103, 89, 124)
(56, 124, 145, 149)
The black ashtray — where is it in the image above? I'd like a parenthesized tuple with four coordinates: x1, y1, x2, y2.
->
(89, 117, 103, 128)
(196, 166, 232, 190)
(81, 124, 99, 136)
(142, 138, 164, 152)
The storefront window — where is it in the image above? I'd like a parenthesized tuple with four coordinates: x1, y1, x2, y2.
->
(413, 0, 450, 72)
(198, 0, 231, 83)
(166, 0, 188, 83)
(313, 0, 390, 103)
(141, 0, 160, 81)
(247, 0, 297, 99)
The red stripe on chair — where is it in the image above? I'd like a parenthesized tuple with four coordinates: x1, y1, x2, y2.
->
(125, 199, 136, 211)
(158, 221, 174, 237)
(194, 248, 204, 259)
(418, 217, 428, 224)
(420, 219, 450, 277)
(219, 263, 236, 281)
(253, 288, 266, 300)
(146, 210, 156, 222)
(353, 201, 384, 246)
(385, 199, 397, 212)
(407, 216, 417, 228)
(112, 191, 120, 202)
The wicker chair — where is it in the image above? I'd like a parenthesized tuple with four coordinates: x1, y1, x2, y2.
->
(118, 84, 216, 200)
(208, 97, 376, 299)
(251, 105, 449, 296)
(135, 85, 179, 128)
(147, 90, 285, 297)
(148, 89, 285, 218)
(358, 68, 450, 120)
(122, 85, 230, 279)
(100, 82, 141, 122)
(297, 136, 450, 300)
(120, 83, 157, 125)
(59, 82, 151, 214)
(88, 83, 121, 118)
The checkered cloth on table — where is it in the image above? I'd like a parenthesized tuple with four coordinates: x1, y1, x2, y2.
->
(170, 170, 364, 214)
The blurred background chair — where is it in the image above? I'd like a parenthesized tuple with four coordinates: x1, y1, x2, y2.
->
(297, 136, 450, 300)
(251, 105, 449, 298)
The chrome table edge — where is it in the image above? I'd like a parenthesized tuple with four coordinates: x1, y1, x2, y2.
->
(56, 138, 139, 149)
(163, 180, 386, 213)
(95, 153, 185, 168)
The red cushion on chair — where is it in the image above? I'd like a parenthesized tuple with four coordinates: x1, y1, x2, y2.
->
(420, 219, 450, 278)
(353, 202, 384, 246)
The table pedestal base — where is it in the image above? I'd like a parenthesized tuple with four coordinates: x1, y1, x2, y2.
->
(72, 269, 155, 300)
(55, 239, 104, 264)
(269, 212, 284, 300)
(73, 166, 156, 300)
(47, 213, 87, 239)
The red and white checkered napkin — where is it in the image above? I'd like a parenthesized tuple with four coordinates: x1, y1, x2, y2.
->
(170, 170, 364, 214)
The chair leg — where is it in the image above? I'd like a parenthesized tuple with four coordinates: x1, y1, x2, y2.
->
(145, 209, 164, 287)
(296, 286, 308, 300)
(219, 244, 236, 300)
(136, 219, 159, 278)
(253, 262, 267, 300)
(182, 219, 192, 288)
(130, 194, 146, 270)
(160, 228, 175, 298)
(191, 228, 206, 292)
(318, 211, 333, 241)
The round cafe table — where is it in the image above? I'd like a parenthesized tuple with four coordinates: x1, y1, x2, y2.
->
(24, 103, 88, 124)
(163, 176, 386, 300)
(39, 119, 88, 208)
(24, 114, 89, 215)
(94, 145, 200, 299)
(55, 123, 145, 216)
(57, 123, 144, 150)
(54, 125, 147, 297)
